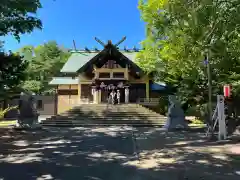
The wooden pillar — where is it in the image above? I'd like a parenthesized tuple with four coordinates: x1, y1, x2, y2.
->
(78, 83, 81, 103)
(146, 79, 149, 101)
(93, 88, 98, 104)
(125, 66, 129, 80)
(98, 90, 101, 103)
(54, 88, 58, 115)
(78, 76, 81, 103)
(125, 87, 129, 103)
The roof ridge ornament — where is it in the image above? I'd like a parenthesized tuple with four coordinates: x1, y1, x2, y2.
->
(94, 37, 105, 47)
(133, 46, 139, 52)
(85, 47, 90, 52)
(94, 36, 127, 48)
(114, 36, 126, 47)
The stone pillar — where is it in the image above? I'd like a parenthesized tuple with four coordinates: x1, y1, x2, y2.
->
(125, 87, 129, 103)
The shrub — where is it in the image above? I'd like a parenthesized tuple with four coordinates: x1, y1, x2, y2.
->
(0, 106, 18, 120)
(191, 118, 205, 125)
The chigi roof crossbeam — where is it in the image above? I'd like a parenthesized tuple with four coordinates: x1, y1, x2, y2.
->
(70, 37, 142, 53)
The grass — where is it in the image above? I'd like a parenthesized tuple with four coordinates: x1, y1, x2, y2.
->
(188, 123, 206, 128)
(0, 120, 16, 127)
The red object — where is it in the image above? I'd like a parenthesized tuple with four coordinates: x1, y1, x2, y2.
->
(224, 85, 231, 97)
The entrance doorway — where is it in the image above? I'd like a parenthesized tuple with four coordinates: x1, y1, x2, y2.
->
(100, 88, 125, 103)
(101, 89, 109, 103)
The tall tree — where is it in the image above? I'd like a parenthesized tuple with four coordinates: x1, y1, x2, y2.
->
(0, 0, 42, 41)
(137, 0, 240, 108)
(18, 41, 70, 94)
(0, 0, 42, 98)
(0, 52, 28, 99)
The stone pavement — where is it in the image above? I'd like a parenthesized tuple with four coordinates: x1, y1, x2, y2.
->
(0, 126, 239, 180)
(133, 127, 240, 180)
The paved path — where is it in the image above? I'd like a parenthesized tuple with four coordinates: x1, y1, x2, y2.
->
(0, 126, 239, 180)
(134, 127, 240, 180)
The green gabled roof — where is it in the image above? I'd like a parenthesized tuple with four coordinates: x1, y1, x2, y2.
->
(60, 52, 98, 73)
(60, 51, 138, 73)
(122, 52, 137, 62)
(49, 77, 78, 85)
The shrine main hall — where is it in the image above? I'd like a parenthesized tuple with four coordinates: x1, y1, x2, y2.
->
(50, 39, 166, 113)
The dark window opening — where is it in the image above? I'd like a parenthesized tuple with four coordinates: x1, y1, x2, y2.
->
(99, 73, 110, 78)
(113, 72, 124, 78)
(37, 100, 43, 109)
(58, 90, 78, 95)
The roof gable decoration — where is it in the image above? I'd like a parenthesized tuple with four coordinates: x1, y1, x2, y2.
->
(60, 37, 142, 74)
(77, 41, 142, 74)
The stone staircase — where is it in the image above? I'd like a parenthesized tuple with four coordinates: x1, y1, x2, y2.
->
(40, 104, 167, 127)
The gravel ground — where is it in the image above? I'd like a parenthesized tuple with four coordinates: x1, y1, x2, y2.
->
(0, 126, 239, 180)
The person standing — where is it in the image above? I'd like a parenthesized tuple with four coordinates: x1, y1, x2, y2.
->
(110, 90, 116, 105)
(117, 90, 121, 104)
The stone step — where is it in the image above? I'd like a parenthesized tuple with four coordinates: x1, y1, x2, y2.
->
(45, 119, 166, 123)
(70, 105, 148, 109)
(42, 117, 166, 121)
(44, 103, 165, 127)
(60, 109, 156, 113)
(67, 109, 154, 112)
(45, 117, 166, 121)
(41, 120, 165, 126)
(41, 123, 164, 127)
(57, 115, 161, 118)
(63, 110, 155, 113)
(68, 109, 154, 112)
(68, 107, 155, 110)
(61, 113, 159, 117)
(49, 116, 166, 121)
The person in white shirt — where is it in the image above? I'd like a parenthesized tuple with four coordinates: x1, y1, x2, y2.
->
(110, 90, 116, 105)
(117, 90, 121, 104)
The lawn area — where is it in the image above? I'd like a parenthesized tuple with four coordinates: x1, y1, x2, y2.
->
(0, 120, 16, 127)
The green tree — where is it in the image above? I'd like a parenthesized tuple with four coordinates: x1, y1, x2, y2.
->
(0, 52, 28, 99)
(0, 0, 43, 99)
(137, 0, 240, 110)
(18, 41, 70, 94)
(0, 0, 42, 41)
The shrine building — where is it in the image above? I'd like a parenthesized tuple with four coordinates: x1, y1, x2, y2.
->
(49, 40, 166, 114)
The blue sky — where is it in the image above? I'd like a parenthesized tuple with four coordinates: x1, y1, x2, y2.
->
(1, 0, 146, 51)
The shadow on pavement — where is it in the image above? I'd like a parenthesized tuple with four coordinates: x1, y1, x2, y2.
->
(0, 127, 239, 180)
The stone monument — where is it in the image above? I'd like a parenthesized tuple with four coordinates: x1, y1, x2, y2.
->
(16, 92, 40, 129)
(163, 95, 188, 130)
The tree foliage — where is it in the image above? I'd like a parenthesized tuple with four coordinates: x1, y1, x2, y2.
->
(0, 52, 28, 99)
(137, 0, 240, 108)
(18, 41, 70, 94)
(0, 0, 42, 41)
(0, 0, 43, 99)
